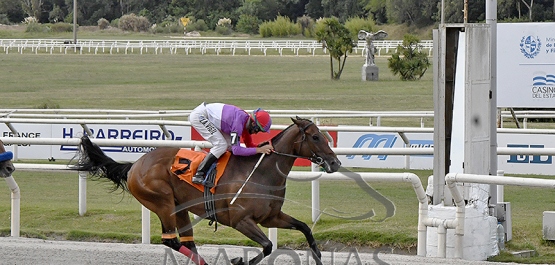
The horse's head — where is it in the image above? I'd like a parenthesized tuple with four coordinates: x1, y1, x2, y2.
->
(0, 140, 15, 178)
(290, 117, 341, 173)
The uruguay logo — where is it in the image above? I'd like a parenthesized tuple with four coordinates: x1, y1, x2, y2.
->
(520, 35, 541, 59)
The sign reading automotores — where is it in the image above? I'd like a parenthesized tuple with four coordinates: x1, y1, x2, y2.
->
(1, 123, 190, 161)
(497, 22, 555, 107)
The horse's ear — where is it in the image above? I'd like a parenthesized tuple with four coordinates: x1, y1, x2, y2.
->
(291, 116, 303, 125)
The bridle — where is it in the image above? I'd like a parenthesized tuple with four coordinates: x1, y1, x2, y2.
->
(271, 121, 325, 167)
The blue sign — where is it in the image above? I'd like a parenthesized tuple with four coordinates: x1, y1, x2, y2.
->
(347, 134, 397, 160)
(506, 144, 552, 164)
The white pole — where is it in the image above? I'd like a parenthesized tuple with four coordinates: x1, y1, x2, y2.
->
(437, 224, 447, 258)
(268, 228, 277, 251)
(487, 0, 499, 205)
(311, 177, 320, 223)
(78, 172, 87, 216)
(73, 0, 77, 44)
(496, 170, 504, 203)
(5, 176, 20, 237)
(141, 206, 150, 244)
(311, 118, 321, 223)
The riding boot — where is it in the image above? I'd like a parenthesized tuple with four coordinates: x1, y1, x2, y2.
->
(192, 153, 218, 187)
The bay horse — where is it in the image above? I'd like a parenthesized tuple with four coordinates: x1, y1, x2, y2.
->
(74, 117, 341, 265)
(0, 140, 15, 178)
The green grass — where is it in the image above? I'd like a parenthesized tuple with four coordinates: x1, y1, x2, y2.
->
(0, 45, 554, 263)
(0, 55, 432, 110)
(0, 169, 427, 250)
(0, 54, 433, 127)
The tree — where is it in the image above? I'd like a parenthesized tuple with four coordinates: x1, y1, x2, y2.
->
(363, 0, 387, 24)
(315, 17, 356, 80)
(48, 4, 64, 22)
(386, 0, 437, 26)
(0, 0, 25, 23)
(441, 0, 486, 23)
(20, 0, 43, 19)
(520, 0, 534, 20)
(306, 0, 324, 19)
(387, 34, 430, 81)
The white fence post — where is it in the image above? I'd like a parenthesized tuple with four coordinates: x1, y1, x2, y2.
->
(497, 170, 505, 203)
(312, 118, 321, 223)
(4, 176, 20, 237)
(142, 206, 151, 244)
(78, 171, 87, 216)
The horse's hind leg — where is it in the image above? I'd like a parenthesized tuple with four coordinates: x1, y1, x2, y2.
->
(261, 211, 323, 265)
(175, 208, 200, 254)
(154, 207, 207, 265)
(133, 193, 206, 265)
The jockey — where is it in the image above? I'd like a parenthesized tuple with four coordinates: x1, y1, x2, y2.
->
(188, 102, 274, 187)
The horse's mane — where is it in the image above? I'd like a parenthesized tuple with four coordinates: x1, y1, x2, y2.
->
(269, 117, 312, 144)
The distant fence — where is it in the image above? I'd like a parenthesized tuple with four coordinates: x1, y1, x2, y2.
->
(0, 108, 552, 128)
(0, 39, 434, 56)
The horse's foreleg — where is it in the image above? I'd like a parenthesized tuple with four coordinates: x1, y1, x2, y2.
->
(261, 212, 323, 265)
(232, 218, 273, 265)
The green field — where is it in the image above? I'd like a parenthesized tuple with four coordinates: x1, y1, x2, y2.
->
(0, 52, 554, 263)
(0, 55, 433, 110)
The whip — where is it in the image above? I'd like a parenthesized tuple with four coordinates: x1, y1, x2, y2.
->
(230, 153, 266, 205)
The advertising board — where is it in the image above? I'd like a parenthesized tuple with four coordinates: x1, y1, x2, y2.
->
(1, 123, 190, 161)
(497, 23, 555, 108)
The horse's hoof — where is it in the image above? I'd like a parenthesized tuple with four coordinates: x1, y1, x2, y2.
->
(230, 257, 243, 265)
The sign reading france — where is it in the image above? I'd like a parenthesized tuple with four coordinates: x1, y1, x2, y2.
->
(498, 22, 555, 108)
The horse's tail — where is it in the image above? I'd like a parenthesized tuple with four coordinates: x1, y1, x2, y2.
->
(74, 135, 133, 192)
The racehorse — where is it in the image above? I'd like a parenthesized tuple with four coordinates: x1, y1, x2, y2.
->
(74, 117, 341, 265)
(0, 140, 15, 178)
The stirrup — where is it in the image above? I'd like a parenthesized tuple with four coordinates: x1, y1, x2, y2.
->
(192, 175, 204, 184)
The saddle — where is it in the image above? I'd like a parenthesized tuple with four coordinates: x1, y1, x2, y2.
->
(171, 149, 232, 229)
(170, 149, 231, 194)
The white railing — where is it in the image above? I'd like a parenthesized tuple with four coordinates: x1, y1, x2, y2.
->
(3, 136, 430, 249)
(0, 39, 434, 56)
(2, 108, 554, 128)
(444, 173, 555, 258)
(3, 110, 555, 259)
(5, 130, 555, 258)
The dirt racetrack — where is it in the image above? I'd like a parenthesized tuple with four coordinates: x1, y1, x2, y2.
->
(0, 237, 528, 265)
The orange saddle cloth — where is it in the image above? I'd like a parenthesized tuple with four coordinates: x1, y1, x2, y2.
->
(170, 149, 231, 193)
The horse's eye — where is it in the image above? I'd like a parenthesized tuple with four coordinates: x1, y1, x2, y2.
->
(312, 135, 319, 141)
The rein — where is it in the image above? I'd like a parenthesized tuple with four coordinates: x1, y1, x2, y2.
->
(271, 122, 325, 166)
